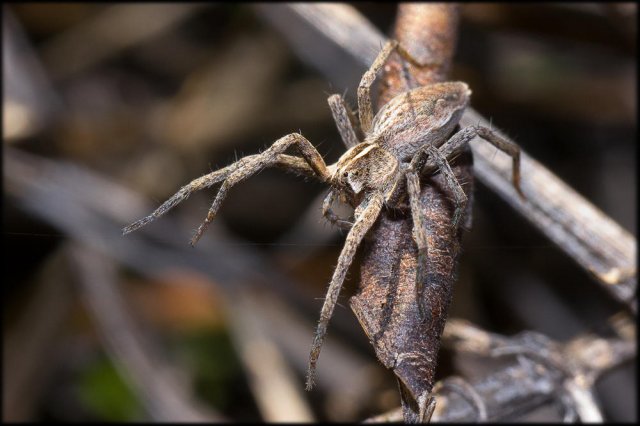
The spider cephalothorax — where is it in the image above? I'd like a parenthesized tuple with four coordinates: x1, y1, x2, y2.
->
(332, 144, 399, 198)
(123, 40, 522, 404)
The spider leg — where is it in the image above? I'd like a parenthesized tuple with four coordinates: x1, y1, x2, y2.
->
(190, 133, 330, 245)
(358, 40, 399, 134)
(422, 125, 523, 197)
(123, 134, 329, 241)
(475, 126, 522, 197)
(411, 144, 468, 229)
(327, 94, 360, 149)
(405, 169, 431, 322)
(306, 192, 384, 390)
(322, 189, 353, 230)
(407, 144, 467, 321)
(123, 157, 251, 235)
(358, 40, 442, 134)
(273, 154, 324, 179)
(384, 163, 409, 207)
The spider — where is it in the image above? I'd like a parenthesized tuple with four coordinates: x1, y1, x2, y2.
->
(123, 39, 522, 392)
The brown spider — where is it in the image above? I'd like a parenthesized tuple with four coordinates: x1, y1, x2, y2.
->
(123, 40, 522, 393)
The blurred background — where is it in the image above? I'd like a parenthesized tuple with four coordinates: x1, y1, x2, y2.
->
(3, 3, 636, 422)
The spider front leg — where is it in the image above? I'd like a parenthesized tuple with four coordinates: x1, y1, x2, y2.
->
(306, 192, 384, 390)
(122, 160, 242, 235)
(189, 133, 330, 245)
(123, 133, 330, 245)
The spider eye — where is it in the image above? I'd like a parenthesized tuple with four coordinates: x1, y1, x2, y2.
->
(343, 172, 348, 178)
(445, 93, 459, 102)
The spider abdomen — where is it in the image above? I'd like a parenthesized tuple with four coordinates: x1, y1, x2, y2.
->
(372, 82, 470, 158)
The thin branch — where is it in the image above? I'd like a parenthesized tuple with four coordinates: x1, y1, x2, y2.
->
(378, 3, 460, 103)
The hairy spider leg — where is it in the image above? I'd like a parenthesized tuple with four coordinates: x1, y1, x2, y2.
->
(404, 121, 523, 330)
(410, 143, 468, 230)
(358, 40, 399, 134)
(123, 159, 250, 235)
(358, 40, 443, 135)
(123, 133, 330, 242)
(190, 133, 330, 245)
(406, 143, 468, 322)
(122, 154, 320, 236)
(306, 192, 384, 390)
(405, 169, 431, 322)
(423, 125, 523, 197)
